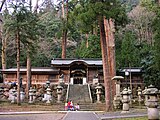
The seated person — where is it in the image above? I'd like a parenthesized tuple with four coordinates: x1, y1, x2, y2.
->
(75, 103, 80, 111)
(67, 101, 71, 110)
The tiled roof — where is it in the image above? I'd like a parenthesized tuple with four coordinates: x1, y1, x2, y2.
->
(119, 68, 142, 73)
(51, 58, 102, 65)
(1, 67, 59, 72)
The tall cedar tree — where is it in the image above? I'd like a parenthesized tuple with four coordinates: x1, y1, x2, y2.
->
(4, 1, 38, 104)
(71, 0, 127, 111)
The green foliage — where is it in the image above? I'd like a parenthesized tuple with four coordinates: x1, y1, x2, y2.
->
(38, 12, 62, 39)
(3, 1, 40, 67)
(139, 4, 160, 89)
(118, 31, 140, 67)
(140, 0, 157, 10)
(3, 0, 160, 91)
(71, 0, 127, 33)
(114, 116, 147, 120)
(76, 35, 101, 58)
(31, 53, 51, 67)
(152, 7, 160, 71)
(141, 52, 160, 89)
(138, 4, 160, 89)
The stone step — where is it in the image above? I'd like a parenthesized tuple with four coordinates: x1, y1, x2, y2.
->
(63, 102, 106, 111)
(68, 84, 91, 103)
(78, 103, 106, 111)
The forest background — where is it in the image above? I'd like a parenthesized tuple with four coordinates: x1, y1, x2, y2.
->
(0, 0, 160, 90)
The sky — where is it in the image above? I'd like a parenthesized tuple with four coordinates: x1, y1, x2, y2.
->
(32, 0, 58, 7)
(0, 0, 59, 12)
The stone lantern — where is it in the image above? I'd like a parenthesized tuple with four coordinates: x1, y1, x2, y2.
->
(29, 87, 34, 104)
(20, 91, 25, 102)
(56, 85, 63, 103)
(143, 85, 160, 120)
(137, 87, 142, 107)
(112, 76, 124, 109)
(0, 87, 3, 95)
(32, 87, 37, 101)
(46, 87, 52, 104)
(45, 80, 50, 88)
(59, 74, 64, 84)
(95, 84, 102, 103)
(93, 74, 99, 85)
(128, 87, 132, 108)
(11, 87, 17, 104)
(142, 87, 148, 106)
(0, 87, 4, 100)
(121, 88, 131, 113)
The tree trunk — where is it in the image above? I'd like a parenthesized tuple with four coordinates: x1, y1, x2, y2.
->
(46, 0, 51, 12)
(0, 0, 6, 11)
(104, 18, 116, 99)
(61, 0, 68, 59)
(0, 0, 6, 81)
(62, 0, 65, 18)
(29, 0, 32, 11)
(109, 18, 116, 75)
(33, 0, 39, 13)
(108, 18, 116, 100)
(157, 0, 160, 6)
(26, 47, 31, 99)
(62, 29, 67, 58)
(1, 34, 8, 80)
(16, 30, 21, 105)
(85, 34, 89, 48)
(99, 16, 112, 111)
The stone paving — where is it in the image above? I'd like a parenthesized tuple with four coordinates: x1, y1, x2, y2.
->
(63, 111, 99, 120)
(0, 109, 151, 120)
(98, 110, 147, 120)
(0, 113, 65, 120)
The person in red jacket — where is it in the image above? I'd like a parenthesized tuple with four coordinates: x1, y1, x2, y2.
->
(67, 100, 71, 111)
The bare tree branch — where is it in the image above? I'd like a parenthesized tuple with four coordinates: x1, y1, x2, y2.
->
(0, 0, 6, 12)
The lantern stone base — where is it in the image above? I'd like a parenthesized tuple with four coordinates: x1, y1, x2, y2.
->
(121, 103, 130, 114)
(147, 108, 159, 120)
(121, 110, 130, 114)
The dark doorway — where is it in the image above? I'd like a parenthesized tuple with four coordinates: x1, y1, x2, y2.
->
(74, 77, 83, 84)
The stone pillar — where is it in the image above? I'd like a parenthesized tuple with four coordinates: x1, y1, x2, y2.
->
(95, 84, 102, 103)
(143, 85, 160, 120)
(137, 87, 143, 107)
(11, 87, 17, 104)
(56, 85, 63, 103)
(70, 78, 73, 85)
(83, 78, 87, 85)
(112, 76, 124, 109)
(121, 88, 130, 113)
